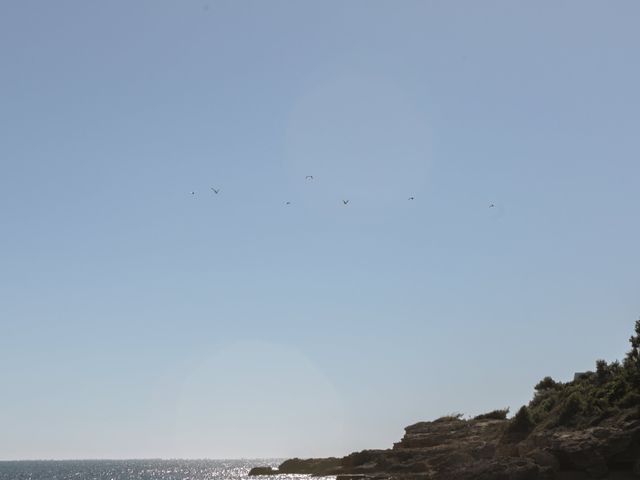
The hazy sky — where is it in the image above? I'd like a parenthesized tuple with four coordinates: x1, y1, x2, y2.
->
(1, 0, 639, 461)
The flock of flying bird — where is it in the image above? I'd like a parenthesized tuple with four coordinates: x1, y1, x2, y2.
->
(190, 176, 496, 208)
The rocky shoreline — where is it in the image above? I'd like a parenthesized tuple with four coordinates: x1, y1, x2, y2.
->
(249, 321, 640, 480)
(250, 411, 640, 479)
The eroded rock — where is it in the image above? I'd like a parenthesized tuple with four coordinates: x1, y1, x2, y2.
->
(249, 411, 640, 479)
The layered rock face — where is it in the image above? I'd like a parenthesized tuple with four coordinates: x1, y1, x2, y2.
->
(249, 322, 640, 479)
(249, 410, 640, 479)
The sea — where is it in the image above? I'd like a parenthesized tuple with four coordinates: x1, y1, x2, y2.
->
(0, 459, 317, 480)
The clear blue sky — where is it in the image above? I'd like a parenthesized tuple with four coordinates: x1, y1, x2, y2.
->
(1, 0, 639, 460)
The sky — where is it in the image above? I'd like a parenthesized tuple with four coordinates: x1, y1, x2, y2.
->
(1, 0, 639, 461)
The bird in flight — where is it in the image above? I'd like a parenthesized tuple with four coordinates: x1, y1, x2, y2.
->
(306, 175, 314, 180)
(489, 204, 495, 208)
(342, 200, 349, 205)
(211, 187, 220, 194)
(191, 191, 196, 195)
(285, 201, 291, 205)
(408, 196, 415, 200)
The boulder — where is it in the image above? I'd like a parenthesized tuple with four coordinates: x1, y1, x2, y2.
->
(248, 467, 278, 476)
(278, 457, 342, 475)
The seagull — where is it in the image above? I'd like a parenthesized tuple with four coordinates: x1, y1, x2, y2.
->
(489, 204, 495, 208)
(408, 196, 415, 200)
(342, 200, 349, 205)
(306, 175, 314, 180)
(211, 187, 220, 194)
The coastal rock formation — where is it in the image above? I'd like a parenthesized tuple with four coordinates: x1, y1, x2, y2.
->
(248, 458, 342, 476)
(249, 411, 640, 479)
(248, 467, 278, 476)
(249, 321, 640, 479)
(529, 418, 640, 478)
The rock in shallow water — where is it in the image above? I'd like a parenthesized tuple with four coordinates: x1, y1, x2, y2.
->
(248, 467, 278, 475)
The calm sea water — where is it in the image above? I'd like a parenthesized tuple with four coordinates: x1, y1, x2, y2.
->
(0, 459, 316, 480)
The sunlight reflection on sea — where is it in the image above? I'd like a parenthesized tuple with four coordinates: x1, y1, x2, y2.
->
(0, 459, 333, 480)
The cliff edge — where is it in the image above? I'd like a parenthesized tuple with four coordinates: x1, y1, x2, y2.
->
(249, 320, 640, 479)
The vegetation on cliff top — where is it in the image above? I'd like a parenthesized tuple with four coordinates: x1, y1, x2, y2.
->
(249, 320, 640, 479)
(519, 319, 640, 430)
(473, 408, 509, 421)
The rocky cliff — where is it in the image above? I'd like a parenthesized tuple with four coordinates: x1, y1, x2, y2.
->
(250, 410, 640, 479)
(249, 321, 640, 479)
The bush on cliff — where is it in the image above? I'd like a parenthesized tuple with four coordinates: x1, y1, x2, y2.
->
(624, 319, 640, 386)
(474, 408, 509, 420)
(526, 319, 640, 430)
(508, 406, 533, 433)
(534, 376, 561, 392)
(557, 392, 584, 426)
(434, 413, 464, 422)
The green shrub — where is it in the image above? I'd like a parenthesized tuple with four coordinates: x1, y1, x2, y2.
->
(434, 413, 464, 422)
(618, 391, 640, 409)
(529, 395, 556, 424)
(474, 408, 509, 420)
(534, 376, 560, 392)
(508, 406, 533, 433)
(595, 359, 611, 384)
(513, 320, 640, 430)
(557, 392, 584, 426)
(605, 375, 629, 404)
(624, 319, 640, 386)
